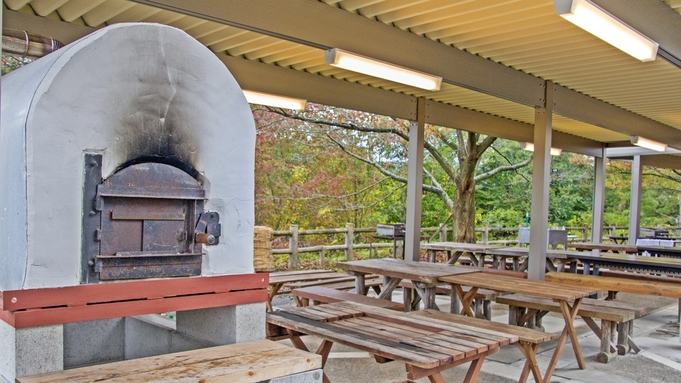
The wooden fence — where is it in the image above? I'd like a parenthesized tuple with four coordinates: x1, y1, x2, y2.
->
(271, 223, 672, 269)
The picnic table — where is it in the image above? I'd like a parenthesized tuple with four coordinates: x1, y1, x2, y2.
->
(439, 272, 601, 383)
(565, 251, 681, 275)
(570, 242, 638, 254)
(336, 258, 479, 310)
(637, 245, 681, 258)
(420, 242, 498, 266)
(483, 247, 581, 272)
(268, 269, 348, 311)
(267, 301, 518, 383)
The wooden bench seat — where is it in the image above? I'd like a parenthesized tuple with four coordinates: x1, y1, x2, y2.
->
(497, 293, 643, 363)
(17, 339, 321, 383)
(399, 280, 500, 320)
(546, 271, 681, 322)
(285, 274, 382, 294)
(409, 309, 557, 383)
(291, 286, 405, 311)
(597, 270, 681, 321)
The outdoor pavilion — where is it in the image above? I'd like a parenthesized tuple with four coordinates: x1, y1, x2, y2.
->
(3, 0, 681, 280)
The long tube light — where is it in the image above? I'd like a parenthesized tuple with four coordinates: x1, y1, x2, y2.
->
(554, 0, 658, 62)
(521, 142, 562, 156)
(324, 48, 442, 91)
(630, 135, 667, 152)
(242, 90, 307, 110)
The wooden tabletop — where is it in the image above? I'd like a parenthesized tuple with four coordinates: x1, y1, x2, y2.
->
(269, 271, 345, 285)
(565, 252, 681, 274)
(336, 258, 480, 284)
(267, 301, 517, 370)
(420, 242, 497, 252)
(17, 340, 320, 383)
(637, 245, 681, 257)
(484, 246, 586, 260)
(545, 272, 681, 298)
(439, 272, 600, 301)
(570, 242, 638, 253)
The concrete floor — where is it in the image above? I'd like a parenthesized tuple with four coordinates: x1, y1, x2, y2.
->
(272, 290, 681, 382)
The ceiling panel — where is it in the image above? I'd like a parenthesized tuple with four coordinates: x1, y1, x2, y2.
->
(6, 0, 681, 151)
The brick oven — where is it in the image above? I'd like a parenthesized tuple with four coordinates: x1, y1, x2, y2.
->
(0, 23, 266, 381)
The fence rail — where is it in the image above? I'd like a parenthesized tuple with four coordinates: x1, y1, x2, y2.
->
(270, 223, 681, 269)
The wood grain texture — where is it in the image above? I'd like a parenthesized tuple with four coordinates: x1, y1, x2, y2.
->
(545, 271, 681, 298)
(337, 258, 479, 284)
(18, 340, 320, 383)
(440, 273, 599, 301)
(266, 301, 517, 371)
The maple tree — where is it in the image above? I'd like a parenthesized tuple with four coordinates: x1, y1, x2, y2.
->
(258, 103, 532, 242)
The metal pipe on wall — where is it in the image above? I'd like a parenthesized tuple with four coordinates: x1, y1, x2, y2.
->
(2, 28, 63, 59)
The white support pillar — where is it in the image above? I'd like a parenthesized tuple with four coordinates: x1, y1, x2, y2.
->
(591, 152, 606, 243)
(628, 155, 643, 245)
(404, 98, 425, 262)
(528, 81, 553, 280)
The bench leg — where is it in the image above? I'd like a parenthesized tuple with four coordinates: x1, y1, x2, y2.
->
(628, 321, 641, 354)
(450, 288, 461, 315)
(403, 287, 413, 312)
(617, 320, 631, 355)
(509, 306, 521, 326)
(473, 299, 483, 318)
(597, 320, 617, 363)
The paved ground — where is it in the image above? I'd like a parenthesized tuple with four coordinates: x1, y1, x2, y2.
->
(272, 290, 681, 382)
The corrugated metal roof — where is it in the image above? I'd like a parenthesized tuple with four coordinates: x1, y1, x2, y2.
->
(4, 0, 680, 147)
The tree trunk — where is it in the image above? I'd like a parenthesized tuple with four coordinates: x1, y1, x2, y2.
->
(452, 133, 480, 243)
(452, 178, 476, 242)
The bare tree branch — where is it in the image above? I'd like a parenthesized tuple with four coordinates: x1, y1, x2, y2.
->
(475, 155, 533, 182)
(324, 133, 451, 203)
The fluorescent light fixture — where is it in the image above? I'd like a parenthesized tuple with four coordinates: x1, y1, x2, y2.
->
(521, 142, 562, 156)
(630, 135, 667, 152)
(242, 90, 307, 110)
(554, 0, 658, 62)
(324, 48, 442, 91)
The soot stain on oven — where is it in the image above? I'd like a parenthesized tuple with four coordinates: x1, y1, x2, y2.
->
(117, 117, 200, 179)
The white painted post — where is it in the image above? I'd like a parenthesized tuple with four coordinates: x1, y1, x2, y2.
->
(405, 98, 426, 262)
(528, 80, 553, 280)
(628, 156, 643, 245)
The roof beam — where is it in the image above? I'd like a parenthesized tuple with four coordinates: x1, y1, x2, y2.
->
(553, 84, 681, 149)
(131, 0, 544, 106)
(223, 53, 603, 157)
(0, 8, 606, 157)
(130, 0, 681, 150)
(3, 8, 95, 44)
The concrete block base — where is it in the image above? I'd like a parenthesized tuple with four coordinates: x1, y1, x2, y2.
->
(0, 321, 63, 382)
(1, 302, 265, 379)
(176, 302, 266, 344)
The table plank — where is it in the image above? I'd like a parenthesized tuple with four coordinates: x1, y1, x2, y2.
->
(570, 242, 638, 254)
(545, 272, 681, 298)
(566, 252, 681, 275)
(421, 242, 497, 252)
(439, 273, 599, 301)
(18, 340, 320, 383)
(336, 258, 478, 284)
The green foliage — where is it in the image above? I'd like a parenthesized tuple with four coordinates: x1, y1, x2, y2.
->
(253, 102, 681, 237)
(1, 54, 32, 75)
